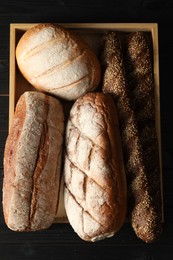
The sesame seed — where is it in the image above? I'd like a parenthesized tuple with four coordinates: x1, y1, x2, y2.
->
(101, 31, 162, 243)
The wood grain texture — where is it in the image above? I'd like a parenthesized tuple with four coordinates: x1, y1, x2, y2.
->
(0, 0, 173, 259)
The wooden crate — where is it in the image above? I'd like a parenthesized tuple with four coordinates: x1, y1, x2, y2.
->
(9, 23, 163, 223)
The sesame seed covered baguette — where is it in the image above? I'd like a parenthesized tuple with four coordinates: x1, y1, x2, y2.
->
(125, 32, 157, 148)
(101, 31, 161, 243)
(125, 31, 162, 239)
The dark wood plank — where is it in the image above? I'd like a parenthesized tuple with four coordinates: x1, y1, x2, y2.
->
(0, 0, 173, 23)
(0, 96, 9, 167)
(0, 131, 8, 168)
(0, 61, 9, 94)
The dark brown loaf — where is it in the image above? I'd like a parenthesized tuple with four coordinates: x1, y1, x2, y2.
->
(64, 92, 127, 242)
(125, 31, 162, 241)
(16, 23, 101, 101)
(3, 91, 64, 231)
(101, 31, 162, 243)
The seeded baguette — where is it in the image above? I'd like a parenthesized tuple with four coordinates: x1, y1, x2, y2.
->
(3, 91, 64, 231)
(101, 31, 161, 243)
(125, 31, 162, 241)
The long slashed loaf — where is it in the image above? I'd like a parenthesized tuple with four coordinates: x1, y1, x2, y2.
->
(64, 92, 127, 242)
(16, 23, 101, 101)
(3, 91, 64, 231)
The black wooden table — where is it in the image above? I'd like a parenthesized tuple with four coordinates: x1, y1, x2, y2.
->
(0, 1, 173, 259)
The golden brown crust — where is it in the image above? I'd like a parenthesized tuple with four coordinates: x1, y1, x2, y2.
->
(3, 91, 64, 231)
(64, 92, 127, 241)
(101, 31, 162, 243)
(16, 23, 101, 100)
(3, 94, 26, 228)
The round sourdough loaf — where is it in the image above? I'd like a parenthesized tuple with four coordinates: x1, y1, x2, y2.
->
(16, 23, 101, 100)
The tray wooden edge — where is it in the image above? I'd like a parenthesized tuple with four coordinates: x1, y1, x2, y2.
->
(9, 23, 163, 223)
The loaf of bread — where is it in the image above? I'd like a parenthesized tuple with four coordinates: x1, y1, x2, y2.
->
(16, 23, 101, 101)
(3, 91, 64, 231)
(64, 92, 127, 242)
(125, 31, 162, 242)
(101, 31, 162, 243)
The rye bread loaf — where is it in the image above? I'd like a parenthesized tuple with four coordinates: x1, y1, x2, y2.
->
(16, 23, 101, 101)
(3, 91, 64, 231)
(64, 92, 127, 242)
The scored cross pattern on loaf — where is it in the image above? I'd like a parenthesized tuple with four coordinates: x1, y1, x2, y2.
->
(64, 93, 127, 242)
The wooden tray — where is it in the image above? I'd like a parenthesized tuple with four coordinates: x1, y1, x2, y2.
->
(9, 23, 163, 223)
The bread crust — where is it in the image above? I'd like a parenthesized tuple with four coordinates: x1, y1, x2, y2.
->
(16, 23, 101, 100)
(101, 31, 162, 243)
(64, 92, 127, 242)
(125, 32, 162, 242)
(3, 91, 64, 231)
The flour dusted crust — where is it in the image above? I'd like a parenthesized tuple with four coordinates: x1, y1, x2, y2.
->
(64, 92, 127, 242)
(16, 23, 101, 100)
(3, 91, 64, 231)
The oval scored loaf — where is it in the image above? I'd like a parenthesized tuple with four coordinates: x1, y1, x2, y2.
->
(16, 23, 101, 100)
(3, 91, 64, 231)
(64, 92, 127, 242)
